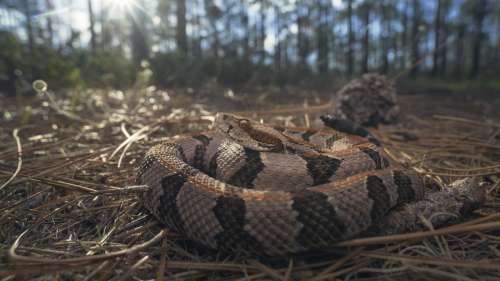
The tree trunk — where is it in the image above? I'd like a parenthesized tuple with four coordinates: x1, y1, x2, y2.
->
(88, 0, 97, 52)
(297, 3, 308, 66)
(432, 0, 442, 75)
(496, 14, 500, 73)
(391, 12, 398, 72)
(470, 0, 487, 78)
(410, 0, 420, 77)
(440, 17, 448, 75)
(328, 3, 335, 73)
(380, 2, 390, 74)
(130, 1, 149, 67)
(454, 23, 465, 77)
(347, 0, 354, 76)
(259, 3, 266, 64)
(100, 0, 112, 50)
(283, 36, 289, 69)
(192, 12, 202, 58)
(274, 7, 281, 71)
(176, 0, 188, 54)
(241, 9, 250, 62)
(317, 0, 329, 74)
(45, 0, 54, 46)
(21, 0, 34, 56)
(361, 4, 370, 74)
(21, 0, 35, 79)
(400, 1, 408, 70)
(204, 0, 220, 58)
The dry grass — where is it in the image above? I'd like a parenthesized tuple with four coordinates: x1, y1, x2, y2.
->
(1, 87, 499, 280)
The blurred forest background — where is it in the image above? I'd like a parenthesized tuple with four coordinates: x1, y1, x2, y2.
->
(1, 0, 499, 95)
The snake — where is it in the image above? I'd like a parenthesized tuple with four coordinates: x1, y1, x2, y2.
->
(137, 113, 425, 256)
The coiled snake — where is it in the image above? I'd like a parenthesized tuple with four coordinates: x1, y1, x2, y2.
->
(137, 113, 425, 256)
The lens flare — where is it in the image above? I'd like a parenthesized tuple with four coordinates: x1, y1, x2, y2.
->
(109, 0, 136, 11)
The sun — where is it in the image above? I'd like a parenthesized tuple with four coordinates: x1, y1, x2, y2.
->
(104, 0, 148, 21)
(109, 0, 136, 11)
(105, 0, 139, 17)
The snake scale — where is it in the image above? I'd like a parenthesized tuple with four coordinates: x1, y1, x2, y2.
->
(137, 113, 425, 256)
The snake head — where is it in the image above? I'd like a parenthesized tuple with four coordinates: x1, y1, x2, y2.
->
(214, 113, 284, 152)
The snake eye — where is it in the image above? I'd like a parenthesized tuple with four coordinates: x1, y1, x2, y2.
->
(238, 119, 251, 128)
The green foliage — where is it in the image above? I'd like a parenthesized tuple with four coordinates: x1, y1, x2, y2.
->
(0, 31, 24, 73)
(397, 77, 500, 95)
(80, 50, 135, 89)
(0, 31, 136, 93)
(0, 31, 27, 95)
(32, 46, 84, 89)
(150, 52, 258, 86)
(218, 58, 256, 85)
(150, 52, 212, 86)
(150, 52, 316, 87)
(1, 0, 497, 92)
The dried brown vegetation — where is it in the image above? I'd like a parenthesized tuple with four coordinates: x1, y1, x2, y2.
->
(1, 87, 500, 280)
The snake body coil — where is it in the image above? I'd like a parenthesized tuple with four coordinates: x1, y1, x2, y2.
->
(137, 113, 424, 255)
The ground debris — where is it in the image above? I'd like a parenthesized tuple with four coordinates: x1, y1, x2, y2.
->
(332, 73, 399, 126)
(1, 87, 500, 281)
(368, 177, 488, 235)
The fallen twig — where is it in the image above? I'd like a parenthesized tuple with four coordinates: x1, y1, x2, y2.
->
(0, 129, 22, 191)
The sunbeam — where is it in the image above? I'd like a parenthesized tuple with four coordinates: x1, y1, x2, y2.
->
(104, 0, 152, 21)
(108, 0, 136, 12)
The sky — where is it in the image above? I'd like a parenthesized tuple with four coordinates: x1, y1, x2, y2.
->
(0, 0, 347, 41)
(1, 0, 488, 57)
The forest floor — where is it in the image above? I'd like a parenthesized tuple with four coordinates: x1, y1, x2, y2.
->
(1, 83, 500, 280)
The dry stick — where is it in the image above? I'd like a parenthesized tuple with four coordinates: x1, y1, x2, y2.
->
(113, 116, 210, 157)
(110, 116, 207, 167)
(426, 163, 500, 172)
(0, 164, 140, 197)
(233, 101, 333, 117)
(248, 260, 286, 281)
(314, 245, 416, 281)
(363, 252, 500, 270)
(310, 247, 365, 281)
(43, 90, 95, 125)
(408, 266, 477, 281)
(233, 248, 377, 281)
(283, 259, 293, 281)
(8, 147, 114, 186)
(96, 185, 149, 195)
(446, 212, 500, 230)
(36, 176, 99, 193)
(423, 171, 500, 177)
(170, 270, 206, 280)
(8, 230, 166, 266)
(0, 264, 88, 277)
(109, 127, 144, 161)
(230, 272, 267, 281)
(229, 260, 340, 281)
(0, 189, 46, 213)
(97, 260, 121, 281)
(0, 171, 99, 194)
(111, 125, 150, 168)
(156, 236, 169, 281)
(310, 261, 372, 281)
(303, 99, 311, 128)
(82, 261, 110, 281)
(0, 129, 22, 191)
(153, 261, 259, 273)
(110, 255, 150, 281)
(334, 221, 500, 247)
(433, 115, 500, 129)
(16, 246, 80, 257)
(0, 135, 73, 159)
